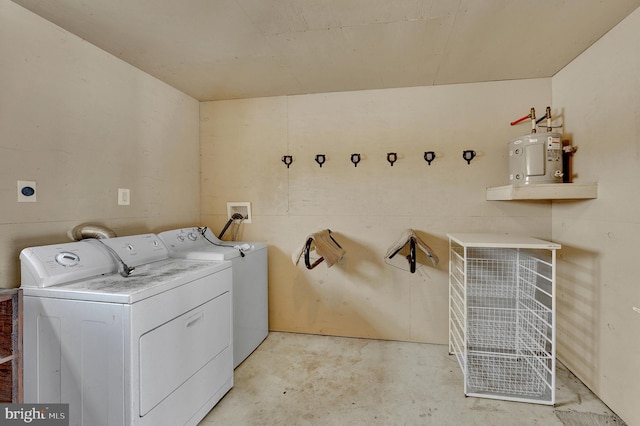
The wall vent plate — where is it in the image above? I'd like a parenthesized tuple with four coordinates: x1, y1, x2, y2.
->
(18, 180, 37, 202)
(227, 202, 251, 223)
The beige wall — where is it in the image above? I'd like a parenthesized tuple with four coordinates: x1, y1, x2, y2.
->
(552, 7, 640, 425)
(7, 0, 637, 422)
(201, 79, 552, 344)
(0, 1, 201, 287)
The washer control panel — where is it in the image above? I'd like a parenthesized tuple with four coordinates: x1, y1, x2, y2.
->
(158, 228, 210, 252)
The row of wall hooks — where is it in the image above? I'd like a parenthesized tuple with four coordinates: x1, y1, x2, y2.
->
(281, 150, 477, 168)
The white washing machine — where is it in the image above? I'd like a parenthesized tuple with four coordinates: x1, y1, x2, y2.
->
(157, 227, 268, 368)
(20, 234, 233, 426)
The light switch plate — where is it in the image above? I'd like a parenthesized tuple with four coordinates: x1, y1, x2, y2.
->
(118, 188, 130, 205)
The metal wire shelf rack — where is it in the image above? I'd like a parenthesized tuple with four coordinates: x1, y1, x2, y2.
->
(447, 233, 560, 405)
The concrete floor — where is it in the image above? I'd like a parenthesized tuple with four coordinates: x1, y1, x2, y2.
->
(199, 332, 626, 426)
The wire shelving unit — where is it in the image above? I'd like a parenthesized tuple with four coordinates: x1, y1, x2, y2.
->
(448, 233, 560, 405)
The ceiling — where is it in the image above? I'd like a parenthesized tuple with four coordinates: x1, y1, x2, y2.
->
(11, 0, 640, 101)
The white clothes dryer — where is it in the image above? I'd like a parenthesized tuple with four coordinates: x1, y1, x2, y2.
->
(158, 227, 268, 368)
(20, 234, 233, 426)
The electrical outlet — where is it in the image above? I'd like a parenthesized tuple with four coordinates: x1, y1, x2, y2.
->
(118, 188, 130, 206)
(18, 180, 37, 202)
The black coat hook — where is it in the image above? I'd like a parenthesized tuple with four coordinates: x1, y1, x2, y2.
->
(282, 155, 293, 168)
(351, 153, 361, 167)
(462, 150, 476, 164)
(424, 151, 436, 165)
(387, 152, 397, 166)
(315, 154, 326, 167)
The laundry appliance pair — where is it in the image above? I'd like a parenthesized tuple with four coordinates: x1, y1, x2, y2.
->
(20, 228, 268, 426)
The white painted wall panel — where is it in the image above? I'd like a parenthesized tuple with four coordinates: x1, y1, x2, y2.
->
(201, 78, 552, 344)
(552, 7, 640, 425)
(0, 1, 200, 287)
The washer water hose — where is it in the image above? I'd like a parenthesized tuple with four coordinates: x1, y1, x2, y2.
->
(218, 213, 245, 240)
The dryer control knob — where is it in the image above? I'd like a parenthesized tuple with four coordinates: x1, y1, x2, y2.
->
(55, 252, 80, 267)
(187, 233, 198, 241)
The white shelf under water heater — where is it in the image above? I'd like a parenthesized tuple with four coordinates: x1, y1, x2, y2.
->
(486, 183, 597, 201)
(448, 233, 560, 405)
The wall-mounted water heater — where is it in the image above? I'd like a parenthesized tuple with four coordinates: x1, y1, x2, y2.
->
(508, 132, 563, 185)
